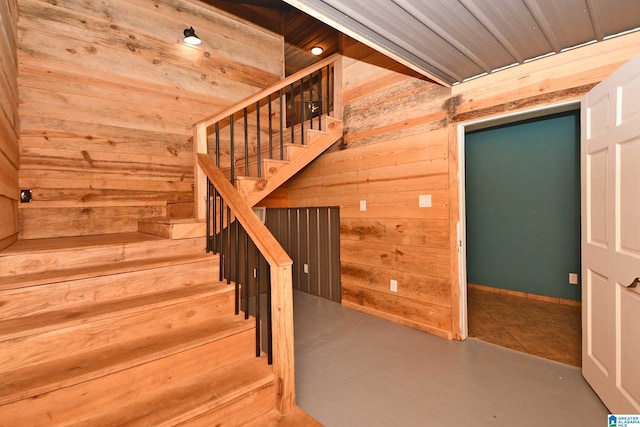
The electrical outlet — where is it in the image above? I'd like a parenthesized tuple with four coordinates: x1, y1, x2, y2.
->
(569, 273, 579, 285)
(360, 200, 367, 211)
(304, 263, 309, 274)
(390, 279, 398, 293)
(419, 194, 432, 208)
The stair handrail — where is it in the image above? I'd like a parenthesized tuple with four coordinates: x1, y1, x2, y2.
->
(195, 53, 342, 130)
(197, 153, 296, 413)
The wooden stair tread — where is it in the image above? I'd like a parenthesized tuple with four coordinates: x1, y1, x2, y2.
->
(0, 252, 216, 291)
(71, 356, 274, 427)
(0, 232, 164, 256)
(0, 313, 254, 406)
(0, 343, 272, 426)
(0, 282, 231, 340)
(138, 217, 207, 239)
(243, 407, 323, 427)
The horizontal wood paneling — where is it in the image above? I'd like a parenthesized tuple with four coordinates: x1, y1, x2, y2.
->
(0, 0, 19, 250)
(17, 0, 283, 239)
(284, 37, 453, 338)
(451, 31, 640, 121)
(266, 32, 640, 341)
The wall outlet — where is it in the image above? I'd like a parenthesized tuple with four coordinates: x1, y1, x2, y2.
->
(390, 279, 398, 293)
(359, 200, 367, 211)
(303, 263, 309, 274)
(569, 273, 579, 285)
(419, 194, 432, 208)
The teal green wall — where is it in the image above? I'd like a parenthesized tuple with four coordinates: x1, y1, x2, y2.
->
(465, 110, 581, 301)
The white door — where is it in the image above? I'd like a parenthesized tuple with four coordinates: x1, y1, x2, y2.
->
(582, 53, 640, 413)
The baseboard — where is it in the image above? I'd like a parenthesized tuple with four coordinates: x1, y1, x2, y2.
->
(467, 282, 581, 307)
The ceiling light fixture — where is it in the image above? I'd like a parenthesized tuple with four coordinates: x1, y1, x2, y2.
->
(183, 27, 202, 45)
(310, 46, 323, 55)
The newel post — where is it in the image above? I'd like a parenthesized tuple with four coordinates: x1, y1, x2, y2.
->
(270, 264, 296, 413)
(193, 122, 208, 220)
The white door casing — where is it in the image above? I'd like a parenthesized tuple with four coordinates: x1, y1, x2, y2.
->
(582, 53, 640, 413)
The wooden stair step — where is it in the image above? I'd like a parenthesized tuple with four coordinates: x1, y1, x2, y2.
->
(0, 252, 215, 291)
(242, 408, 324, 427)
(0, 286, 234, 373)
(0, 232, 205, 277)
(0, 312, 254, 406)
(0, 282, 231, 341)
(138, 217, 206, 239)
(0, 353, 274, 426)
(0, 255, 218, 321)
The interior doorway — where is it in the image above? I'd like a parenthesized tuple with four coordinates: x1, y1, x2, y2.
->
(458, 103, 582, 366)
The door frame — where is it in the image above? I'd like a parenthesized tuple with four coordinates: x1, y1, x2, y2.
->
(456, 100, 581, 340)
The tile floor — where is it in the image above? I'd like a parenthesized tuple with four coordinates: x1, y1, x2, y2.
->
(467, 286, 582, 366)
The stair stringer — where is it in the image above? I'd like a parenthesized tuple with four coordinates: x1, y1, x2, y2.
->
(237, 116, 342, 207)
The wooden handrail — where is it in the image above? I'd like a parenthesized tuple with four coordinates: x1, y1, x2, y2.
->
(195, 53, 341, 129)
(198, 153, 296, 413)
(198, 154, 292, 267)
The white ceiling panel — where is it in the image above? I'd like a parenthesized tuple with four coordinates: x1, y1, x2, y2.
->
(283, 0, 640, 86)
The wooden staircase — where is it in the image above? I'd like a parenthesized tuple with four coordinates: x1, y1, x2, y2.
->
(0, 226, 321, 426)
(229, 115, 343, 207)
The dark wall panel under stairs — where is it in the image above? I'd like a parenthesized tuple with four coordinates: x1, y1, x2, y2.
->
(265, 207, 340, 303)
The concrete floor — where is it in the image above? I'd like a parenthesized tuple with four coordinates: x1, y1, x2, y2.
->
(293, 291, 608, 427)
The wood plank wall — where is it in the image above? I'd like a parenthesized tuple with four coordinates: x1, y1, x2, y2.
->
(0, 0, 19, 250)
(282, 37, 454, 339)
(17, 0, 284, 239)
(265, 32, 640, 340)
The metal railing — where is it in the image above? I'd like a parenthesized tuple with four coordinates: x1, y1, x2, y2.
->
(193, 54, 342, 413)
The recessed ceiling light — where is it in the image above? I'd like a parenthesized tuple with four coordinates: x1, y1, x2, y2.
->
(310, 46, 323, 55)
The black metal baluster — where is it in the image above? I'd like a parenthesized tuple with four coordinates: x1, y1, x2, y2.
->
(215, 122, 220, 166)
(279, 89, 284, 160)
(229, 115, 235, 184)
(219, 199, 224, 282)
(256, 101, 261, 178)
(318, 69, 323, 130)
(226, 206, 232, 285)
(243, 107, 249, 176)
(255, 244, 261, 357)
(211, 186, 217, 254)
(205, 179, 211, 253)
(244, 227, 249, 320)
(268, 94, 273, 160)
(300, 77, 305, 145)
(234, 215, 240, 315)
(266, 262, 272, 365)
(289, 83, 294, 145)
(309, 72, 314, 129)
(327, 65, 332, 114)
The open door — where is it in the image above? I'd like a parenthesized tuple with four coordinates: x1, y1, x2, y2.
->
(582, 53, 640, 413)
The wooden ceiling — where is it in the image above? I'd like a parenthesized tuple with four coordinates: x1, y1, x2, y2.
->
(212, 0, 340, 75)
